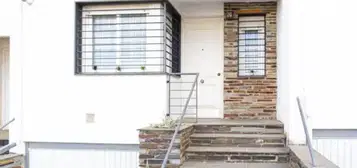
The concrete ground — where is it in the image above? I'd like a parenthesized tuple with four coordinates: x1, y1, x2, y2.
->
(182, 161, 288, 168)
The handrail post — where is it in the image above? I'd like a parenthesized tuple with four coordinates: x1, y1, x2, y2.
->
(167, 74, 171, 117)
(296, 97, 316, 167)
(161, 73, 199, 168)
(195, 78, 198, 123)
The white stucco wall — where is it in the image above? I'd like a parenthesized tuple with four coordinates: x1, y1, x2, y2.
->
(3, 0, 168, 153)
(277, 0, 357, 145)
(299, 0, 357, 129)
(0, 0, 18, 37)
(28, 143, 139, 168)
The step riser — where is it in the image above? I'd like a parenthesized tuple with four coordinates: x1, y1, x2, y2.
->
(191, 137, 285, 147)
(186, 153, 289, 163)
(194, 125, 284, 134)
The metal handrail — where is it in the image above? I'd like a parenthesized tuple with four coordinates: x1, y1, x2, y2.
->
(0, 118, 16, 154)
(161, 73, 199, 168)
(0, 118, 15, 131)
(296, 97, 316, 167)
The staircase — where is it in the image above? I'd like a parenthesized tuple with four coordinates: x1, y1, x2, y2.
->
(183, 119, 289, 166)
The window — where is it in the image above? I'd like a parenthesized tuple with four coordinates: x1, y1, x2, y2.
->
(75, 2, 181, 75)
(92, 15, 117, 71)
(118, 14, 146, 71)
(238, 15, 265, 77)
(90, 14, 147, 73)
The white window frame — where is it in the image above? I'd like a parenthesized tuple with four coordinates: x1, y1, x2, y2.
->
(238, 15, 266, 77)
(82, 10, 149, 73)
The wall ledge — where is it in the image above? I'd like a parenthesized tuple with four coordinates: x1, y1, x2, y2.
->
(289, 145, 339, 168)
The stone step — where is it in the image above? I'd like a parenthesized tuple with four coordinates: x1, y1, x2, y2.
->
(190, 133, 286, 147)
(182, 161, 289, 168)
(194, 126, 284, 134)
(185, 119, 284, 127)
(186, 146, 289, 163)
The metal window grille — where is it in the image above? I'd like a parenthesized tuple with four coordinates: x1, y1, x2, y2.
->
(165, 4, 181, 73)
(75, 1, 181, 75)
(238, 15, 266, 77)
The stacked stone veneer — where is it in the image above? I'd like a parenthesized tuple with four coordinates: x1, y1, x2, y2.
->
(138, 125, 193, 168)
(224, 2, 277, 119)
(289, 150, 308, 168)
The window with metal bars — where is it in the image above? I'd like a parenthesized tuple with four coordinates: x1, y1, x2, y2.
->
(238, 15, 265, 77)
(75, 2, 181, 75)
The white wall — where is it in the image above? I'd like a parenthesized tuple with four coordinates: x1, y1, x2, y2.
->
(299, 0, 357, 129)
(276, 0, 306, 144)
(28, 143, 139, 168)
(5, 0, 168, 153)
(313, 129, 357, 168)
(277, 0, 357, 145)
(0, 0, 18, 37)
(313, 138, 357, 168)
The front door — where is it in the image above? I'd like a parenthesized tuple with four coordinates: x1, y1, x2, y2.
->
(182, 18, 223, 118)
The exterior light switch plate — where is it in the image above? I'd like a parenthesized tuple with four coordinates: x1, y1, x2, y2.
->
(86, 113, 95, 123)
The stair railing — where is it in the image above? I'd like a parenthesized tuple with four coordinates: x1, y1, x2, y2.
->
(0, 118, 16, 154)
(166, 73, 199, 122)
(296, 97, 316, 167)
(161, 73, 199, 168)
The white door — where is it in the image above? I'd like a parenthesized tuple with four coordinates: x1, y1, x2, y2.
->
(182, 18, 223, 118)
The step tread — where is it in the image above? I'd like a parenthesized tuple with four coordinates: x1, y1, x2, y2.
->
(195, 127, 284, 134)
(186, 146, 289, 154)
(182, 161, 289, 168)
(191, 133, 285, 138)
(189, 119, 283, 126)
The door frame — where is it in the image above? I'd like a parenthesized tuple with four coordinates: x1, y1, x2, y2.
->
(0, 38, 9, 126)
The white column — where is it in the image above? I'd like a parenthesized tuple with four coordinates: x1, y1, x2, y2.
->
(277, 0, 307, 145)
(9, 0, 25, 153)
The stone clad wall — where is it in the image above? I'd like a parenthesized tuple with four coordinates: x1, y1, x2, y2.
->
(138, 125, 193, 168)
(224, 2, 277, 119)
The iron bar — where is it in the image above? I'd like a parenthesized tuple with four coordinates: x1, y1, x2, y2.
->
(80, 29, 163, 35)
(77, 64, 165, 67)
(79, 43, 163, 46)
(0, 143, 16, 155)
(170, 97, 197, 99)
(78, 57, 164, 60)
(239, 38, 265, 41)
(167, 75, 171, 116)
(78, 50, 164, 53)
(163, 1, 167, 73)
(80, 8, 164, 12)
(196, 79, 198, 123)
(81, 15, 164, 20)
(296, 97, 316, 167)
(168, 73, 197, 75)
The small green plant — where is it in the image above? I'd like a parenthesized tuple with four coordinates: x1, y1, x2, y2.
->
(150, 116, 177, 128)
(140, 66, 146, 71)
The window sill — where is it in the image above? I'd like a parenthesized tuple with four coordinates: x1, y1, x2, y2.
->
(75, 72, 167, 76)
(237, 75, 266, 79)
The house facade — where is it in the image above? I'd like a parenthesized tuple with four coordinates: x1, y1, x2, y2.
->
(0, 0, 356, 167)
